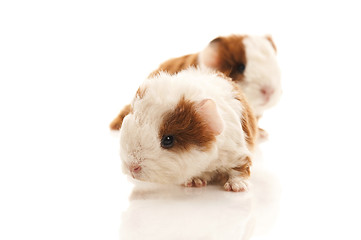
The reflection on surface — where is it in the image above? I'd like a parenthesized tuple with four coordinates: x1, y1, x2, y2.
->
(120, 159, 280, 240)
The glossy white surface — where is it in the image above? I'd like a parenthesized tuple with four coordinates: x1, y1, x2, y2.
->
(120, 148, 281, 240)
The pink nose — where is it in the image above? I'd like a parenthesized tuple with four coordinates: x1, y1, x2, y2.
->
(130, 164, 141, 174)
(260, 86, 275, 102)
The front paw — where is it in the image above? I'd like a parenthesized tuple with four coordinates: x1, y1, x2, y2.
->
(224, 178, 248, 192)
(183, 178, 207, 188)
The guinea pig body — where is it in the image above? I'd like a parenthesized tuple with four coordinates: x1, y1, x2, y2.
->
(150, 34, 281, 118)
(119, 68, 257, 192)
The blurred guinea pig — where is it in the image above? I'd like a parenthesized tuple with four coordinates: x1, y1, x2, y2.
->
(118, 68, 257, 192)
(150, 34, 282, 118)
(110, 35, 281, 133)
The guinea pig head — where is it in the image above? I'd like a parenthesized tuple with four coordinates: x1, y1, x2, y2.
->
(119, 84, 224, 185)
(199, 35, 282, 117)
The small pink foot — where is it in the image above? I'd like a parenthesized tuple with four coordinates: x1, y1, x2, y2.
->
(224, 179, 248, 192)
(184, 178, 207, 188)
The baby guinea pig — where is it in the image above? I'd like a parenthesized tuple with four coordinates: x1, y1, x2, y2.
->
(149, 34, 282, 118)
(110, 35, 281, 131)
(119, 68, 258, 192)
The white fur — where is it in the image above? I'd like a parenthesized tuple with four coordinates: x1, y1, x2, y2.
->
(120, 68, 251, 187)
(241, 36, 282, 117)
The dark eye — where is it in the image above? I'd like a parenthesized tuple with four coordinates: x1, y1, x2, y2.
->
(161, 135, 174, 149)
(238, 64, 246, 73)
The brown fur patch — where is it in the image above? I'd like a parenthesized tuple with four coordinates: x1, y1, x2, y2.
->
(109, 104, 132, 130)
(159, 96, 216, 152)
(136, 86, 146, 99)
(230, 82, 258, 150)
(265, 35, 277, 52)
(232, 156, 252, 178)
(149, 53, 199, 77)
(211, 35, 247, 82)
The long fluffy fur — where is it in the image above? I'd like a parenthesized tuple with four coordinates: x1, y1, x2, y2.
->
(119, 68, 257, 191)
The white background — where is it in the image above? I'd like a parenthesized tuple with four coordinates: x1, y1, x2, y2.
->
(1, 0, 361, 239)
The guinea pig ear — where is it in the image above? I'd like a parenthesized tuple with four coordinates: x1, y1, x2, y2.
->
(265, 35, 277, 52)
(196, 99, 224, 136)
(199, 37, 222, 69)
